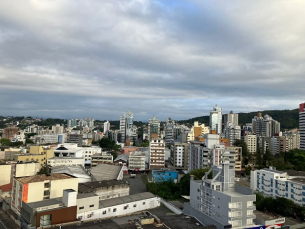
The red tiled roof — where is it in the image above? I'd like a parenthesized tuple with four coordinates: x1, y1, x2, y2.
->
(0, 183, 13, 192)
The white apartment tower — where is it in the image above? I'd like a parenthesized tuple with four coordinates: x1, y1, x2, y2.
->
(119, 111, 137, 144)
(103, 121, 110, 134)
(210, 105, 222, 134)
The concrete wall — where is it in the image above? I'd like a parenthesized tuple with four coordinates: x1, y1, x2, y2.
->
(0, 165, 11, 186)
(77, 195, 99, 214)
(95, 184, 129, 200)
(15, 163, 40, 178)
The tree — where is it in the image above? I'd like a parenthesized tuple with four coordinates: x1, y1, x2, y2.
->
(141, 139, 149, 147)
(37, 164, 52, 175)
(0, 138, 10, 146)
(26, 139, 34, 144)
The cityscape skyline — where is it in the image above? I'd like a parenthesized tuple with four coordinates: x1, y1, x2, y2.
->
(0, 1, 304, 120)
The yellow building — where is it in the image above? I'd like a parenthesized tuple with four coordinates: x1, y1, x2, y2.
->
(11, 173, 78, 215)
(13, 146, 54, 166)
(187, 122, 210, 142)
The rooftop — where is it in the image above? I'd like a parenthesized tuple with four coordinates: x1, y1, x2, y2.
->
(15, 173, 74, 184)
(51, 165, 90, 178)
(91, 164, 123, 181)
(260, 168, 286, 174)
(26, 198, 62, 209)
(289, 177, 305, 185)
(114, 153, 129, 162)
(99, 192, 155, 208)
(0, 183, 13, 192)
(78, 180, 128, 193)
(77, 193, 97, 199)
(285, 170, 305, 177)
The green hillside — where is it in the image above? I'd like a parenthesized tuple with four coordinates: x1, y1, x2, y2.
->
(178, 108, 299, 130)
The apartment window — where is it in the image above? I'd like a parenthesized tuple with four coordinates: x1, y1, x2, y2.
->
(44, 183, 50, 188)
(124, 205, 128, 210)
(89, 204, 94, 208)
(247, 201, 253, 207)
(113, 208, 117, 212)
(43, 190, 50, 196)
(79, 206, 84, 210)
(247, 219, 253, 225)
(102, 211, 106, 215)
(143, 202, 146, 205)
(133, 204, 137, 207)
(247, 210, 253, 216)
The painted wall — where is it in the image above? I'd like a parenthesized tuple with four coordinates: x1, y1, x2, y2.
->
(15, 163, 41, 178)
(49, 178, 78, 199)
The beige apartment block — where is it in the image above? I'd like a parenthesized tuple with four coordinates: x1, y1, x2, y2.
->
(14, 146, 54, 166)
(11, 173, 78, 215)
(244, 135, 257, 153)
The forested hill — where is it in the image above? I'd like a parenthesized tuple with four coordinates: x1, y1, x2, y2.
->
(178, 108, 299, 130)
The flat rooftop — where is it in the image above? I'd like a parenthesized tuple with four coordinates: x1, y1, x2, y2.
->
(77, 193, 97, 199)
(99, 192, 155, 208)
(16, 173, 74, 184)
(26, 198, 62, 209)
(260, 168, 286, 174)
(78, 180, 128, 193)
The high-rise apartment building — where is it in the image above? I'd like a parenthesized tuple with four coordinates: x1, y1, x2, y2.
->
(244, 135, 257, 153)
(3, 127, 19, 139)
(67, 119, 77, 128)
(103, 121, 110, 134)
(119, 111, 137, 144)
(67, 134, 83, 147)
(164, 118, 175, 145)
(170, 142, 189, 169)
(52, 124, 64, 134)
(209, 105, 222, 134)
(187, 121, 210, 142)
(149, 138, 165, 169)
(300, 103, 305, 150)
(223, 111, 239, 126)
(252, 113, 280, 137)
(224, 122, 241, 146)
(148, 116, 160, 140)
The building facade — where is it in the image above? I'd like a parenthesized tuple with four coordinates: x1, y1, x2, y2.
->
(300, 103, 305, 150)
(149, 138, 165, 169)
(11, 174, 78, 215)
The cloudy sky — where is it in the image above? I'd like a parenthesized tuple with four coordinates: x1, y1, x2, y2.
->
(0, 0, 304, 121)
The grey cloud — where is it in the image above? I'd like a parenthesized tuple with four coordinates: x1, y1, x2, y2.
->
(0, 0, 304, 121)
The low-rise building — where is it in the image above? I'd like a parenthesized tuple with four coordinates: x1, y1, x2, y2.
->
(47, 157, 85, 167)
(51, 165, 91, 183)
(14, 146, 54, 166)
(251, 167, 305, 206)
(20, 189, 77, 229)
(152, 170, 178, 183)
(91, 152, 113, 166)
(77, 192, 160, 221)
(11, 173, 78, 215)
